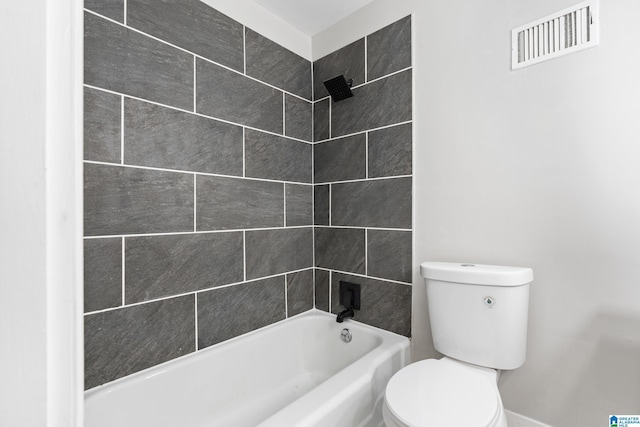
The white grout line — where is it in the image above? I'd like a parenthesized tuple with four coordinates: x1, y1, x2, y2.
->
(193, 174, 197, 232)
(328, 272, 332, 313)
(120, 95, 125, 164)
(283, 184, 287, 227)
(83, 9, 313, 104)
(243, 26, 246, 75)
(328, 97, 332, 139)
(284, 275, 289, 318)
(364, 229, 368, 275)
(364, 36, 368, 83)
(83, 267, 316, 316)
(83, 159, 315, 186)
(193, 56, 197, 113)
(312, 267, 316, 309)
(352, 66, 412, 90)
(315, 174, 412, 186)
(311, 120, 413, 145)
(194, 293, 198, 351)
(328, 184, 332, 226)
(83, 84, 314, 146)
(282, 93, 286, 136)
(315, 225, 412, 232)
(242, 127, 246, 177)
(84, 225, 315, 240)
(365, 132, 369, 179)
(243, 231, 247, 282)
(121, 237, 126, 306)
(314, 267, 412, 287)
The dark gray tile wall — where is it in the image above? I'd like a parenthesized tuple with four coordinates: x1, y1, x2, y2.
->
(84, 163, 194, 236)
(196, 175, 284, 230)
(287, 269, 314, 316)
(125, 233, 244, 303)
(312, 17, 413, 337)
(85, 295, 195, 389)
(314, 134, 366, 183)
(84, 3, 315, 389)
(84, 238, 122, 313)
(197, 276, 286, 348)
(245, 228, 314, 280)
(245, 130, 312, 183)
(331, 272, 411, 337)
(368, 123, 412, 178)
(286, 184, 313, 226)
(127, 0, 244, 71)
(84, 87, 121, 163)
(367, 16, 412, 81)
(124, 99, 243, 175)
(246, 29, 312, 100)
(84, 12, 194, 111)
(196, 59, 283, 134)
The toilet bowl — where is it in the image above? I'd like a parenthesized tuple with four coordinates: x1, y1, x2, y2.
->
(382, 357, 506, 427)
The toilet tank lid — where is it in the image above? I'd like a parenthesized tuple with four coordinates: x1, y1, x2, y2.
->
(420, 262, 533, 286)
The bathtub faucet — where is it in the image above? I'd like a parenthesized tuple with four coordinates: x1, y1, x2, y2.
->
(336, 307, 355, 323)
(336, 281, 361, 323)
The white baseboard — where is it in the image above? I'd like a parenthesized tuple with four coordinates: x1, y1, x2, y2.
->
(506, 410, 554, 427)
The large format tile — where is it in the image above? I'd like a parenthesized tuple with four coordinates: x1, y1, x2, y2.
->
(368, 123, 412, 178)
(331, 272, 411, 337)
(246, 28, 312, 100)
(197, 277, 286, 348)
(85, 0, 124, 23)
(84, 238, 122, 313)
(314, 134, 366, 183)
(84, 87, 121, 163)
(245, 228, 313, 280)
(285, 95, 312, 142)
(314, 269, 330, 312)
(313, 39, 365, 100)
(331, 177, 412, 229)
(245, 130, 312, 183)
(196, 175, 284, 230)
(85, 295, 195, 389)
(285, 184, 313, 227)
(314, 227, 365, 274)
(367, 16, 412, 81)
(367, 230, 412, 283)
(196, 59, 283, 134)
(313, 98, 330, 141)
(125, 232, 244, 303)
(124, 99, 243, 175)
(127, 0, 244, 71)
(314, 185, 329, 226)
(84, 12, 193, 110)
(84, 163, 194, 236)
(331, 69, 412, 137)
(287, 269, 314, 316)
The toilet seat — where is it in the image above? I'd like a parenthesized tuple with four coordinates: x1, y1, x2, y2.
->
(384, 358, 501, 427)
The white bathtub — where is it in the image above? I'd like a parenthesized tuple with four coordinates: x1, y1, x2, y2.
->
(85, 309, 410, 427)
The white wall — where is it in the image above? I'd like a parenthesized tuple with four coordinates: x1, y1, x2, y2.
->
(0, 2, 83, 426)
(314, 0, 640, 425)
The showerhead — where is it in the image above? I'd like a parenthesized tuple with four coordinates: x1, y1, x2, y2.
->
(323, 75, 353, 102)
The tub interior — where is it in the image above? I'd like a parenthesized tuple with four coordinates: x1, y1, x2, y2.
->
(85, 311, 385, 427)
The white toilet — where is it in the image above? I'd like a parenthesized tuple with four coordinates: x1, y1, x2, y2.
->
(383, 262, 533, 427)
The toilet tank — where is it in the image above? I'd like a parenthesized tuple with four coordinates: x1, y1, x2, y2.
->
(421, 262, 533, 370)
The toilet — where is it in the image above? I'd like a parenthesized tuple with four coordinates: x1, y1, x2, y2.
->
(383, 262, 533, 427)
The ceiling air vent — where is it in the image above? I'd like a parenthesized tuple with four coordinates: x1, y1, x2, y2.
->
(511, 0, 599, 70)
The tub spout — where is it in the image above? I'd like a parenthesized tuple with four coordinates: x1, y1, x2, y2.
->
(336, 307, 354, 323)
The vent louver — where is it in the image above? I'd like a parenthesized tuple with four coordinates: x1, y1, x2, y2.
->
(511, 0, 599, 70)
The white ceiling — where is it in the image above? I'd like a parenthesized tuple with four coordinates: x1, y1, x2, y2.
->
(253, 0, 374, 36)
